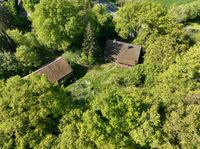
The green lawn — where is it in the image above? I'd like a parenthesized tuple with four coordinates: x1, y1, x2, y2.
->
(187, 23, 200, 30)
(151, 0, 197, 6)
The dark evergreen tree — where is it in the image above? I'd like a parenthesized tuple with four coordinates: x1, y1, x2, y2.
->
(81, 22, 98, 65)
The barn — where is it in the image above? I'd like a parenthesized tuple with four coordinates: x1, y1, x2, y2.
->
(35, 57, 73, 83)
(104, 40, 142, 67)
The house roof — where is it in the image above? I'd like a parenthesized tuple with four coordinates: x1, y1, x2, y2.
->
(35, 57, 73, 83)
(105, 40, 141, 67)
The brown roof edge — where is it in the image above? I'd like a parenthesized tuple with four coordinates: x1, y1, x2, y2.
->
(35, 57, 64, 73)
(35, 57, 73, 83)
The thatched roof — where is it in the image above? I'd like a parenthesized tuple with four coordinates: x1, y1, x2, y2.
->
(35, 57, 73, 83)
(105, 40, 141, 67)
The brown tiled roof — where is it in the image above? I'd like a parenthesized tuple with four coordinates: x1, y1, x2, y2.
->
(35, 57, 73, 83)
(105, 40, 141, 67)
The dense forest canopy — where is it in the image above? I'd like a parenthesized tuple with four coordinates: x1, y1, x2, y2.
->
(0, 0, 200, 148)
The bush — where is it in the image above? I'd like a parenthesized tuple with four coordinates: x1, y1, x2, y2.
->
(63, 51, 82, 65)
(0, 52, 21, 80)
(15, 45, 41, 69)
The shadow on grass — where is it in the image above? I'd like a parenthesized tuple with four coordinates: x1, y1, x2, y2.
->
(59, 63, 88, 87)
(72, 63, 89, 80)
(187, 16, 200, 24)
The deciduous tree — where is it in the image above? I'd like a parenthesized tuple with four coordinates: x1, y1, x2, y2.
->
(0, 52, 20, 79)
(0, 75, 71, 148)
(31, 0, 85, 50)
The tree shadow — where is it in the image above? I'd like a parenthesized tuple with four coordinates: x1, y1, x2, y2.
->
(59, 63, 88, 87)
(72, 63, 88, 80)
(138, 48, 144, 64)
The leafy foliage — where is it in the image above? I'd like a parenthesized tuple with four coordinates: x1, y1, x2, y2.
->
(1, 0, 31, 31)
(6, 29, 40, 48)
(0, 30, 15, 52)
(31, 0, 86, 50)
(7, 29, 42, 74)
(92, 4, 111, 26)
(169, 0, 200, 23)
(0, 75, 71, 148)
(151, 45, 200, 148)
(114, 1, 168, 40)
(0, 52, 20, 80)
(58, 44, 200, 148)
(23, 0, 40, 13)
(0, 5, 16, 51)
(143, 30, 190, 85)
(0, 5, 11, 29)
(15, 45, 41, 69)
(81, 23, 98, 65)
(0, 0, 199, 148)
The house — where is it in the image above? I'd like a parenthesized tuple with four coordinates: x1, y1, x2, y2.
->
(105, 40, 141, 67)
(35, 57, 73, 83)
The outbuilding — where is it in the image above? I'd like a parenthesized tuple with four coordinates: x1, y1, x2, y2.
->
(105, 40, 141, 67)
(35, 57, 73, 83)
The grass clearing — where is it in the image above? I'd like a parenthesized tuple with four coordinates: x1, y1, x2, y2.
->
(151, 0, 197, 7)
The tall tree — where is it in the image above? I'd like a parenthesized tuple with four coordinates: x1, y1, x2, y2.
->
(0, 75, 71, 148)
(31, 0, 85, 50)
(81, 22, 98, 65)
(114, 0, 180, 45)
(7, 29, 42, 74)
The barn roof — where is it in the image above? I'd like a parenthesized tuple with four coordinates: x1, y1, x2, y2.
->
(105, 40, 141, 67)
(35, 57, 73, 83)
